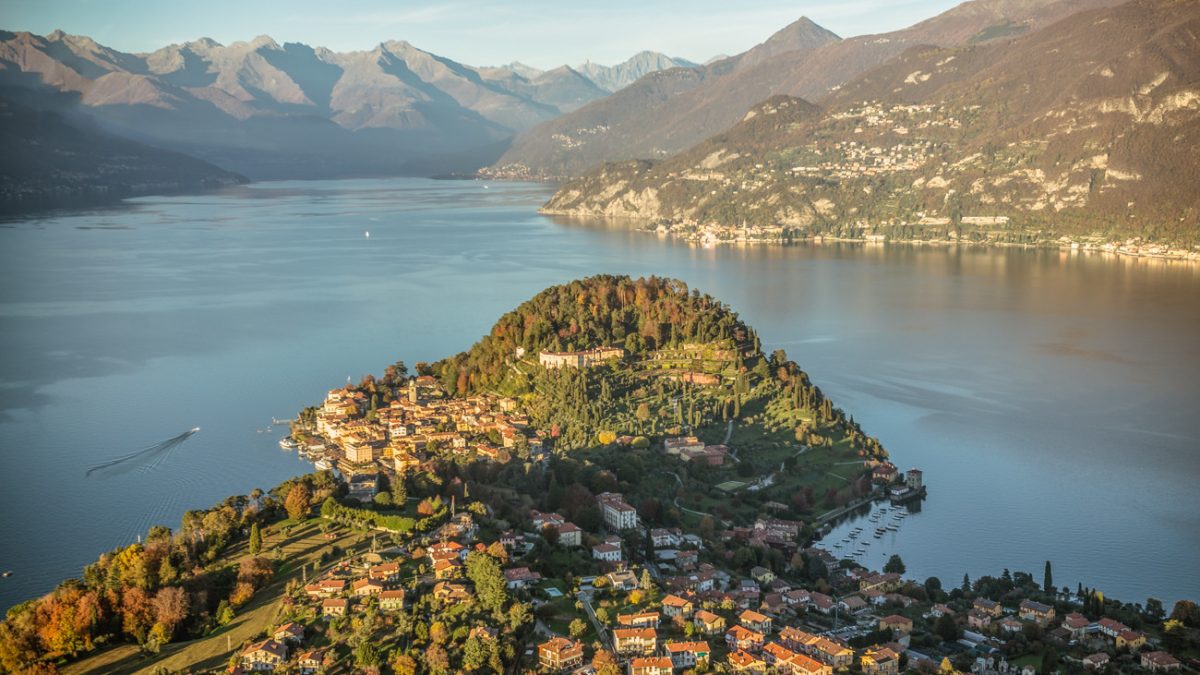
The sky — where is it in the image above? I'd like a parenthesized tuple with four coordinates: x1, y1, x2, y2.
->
(1, 0, 964, 68)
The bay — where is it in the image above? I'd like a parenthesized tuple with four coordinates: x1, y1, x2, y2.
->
(0, 177, 1196, 611)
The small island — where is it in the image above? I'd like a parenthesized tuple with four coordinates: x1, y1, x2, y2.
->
(2, 276, 1195, 674)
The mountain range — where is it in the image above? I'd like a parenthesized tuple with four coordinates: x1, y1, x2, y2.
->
(0, 30, 695, 180)
(542, 0, 1200, 245)
(486, 0, 1129, 179)
(2, 0, 1197, 242)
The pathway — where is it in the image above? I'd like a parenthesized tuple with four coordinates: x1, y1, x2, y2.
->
(577, 592, 611, 650)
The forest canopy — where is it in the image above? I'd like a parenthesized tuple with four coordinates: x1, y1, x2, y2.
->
(432, 275, 756, 396)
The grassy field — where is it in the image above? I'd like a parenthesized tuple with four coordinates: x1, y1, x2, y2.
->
(542, 594, 596, 643)
(1010, 653, 1043, 669)
(62, 519, 370, 675)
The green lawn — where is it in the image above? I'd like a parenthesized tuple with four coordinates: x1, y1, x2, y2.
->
(543, 595, 596, 642)
(1010, 653, 1043, 669)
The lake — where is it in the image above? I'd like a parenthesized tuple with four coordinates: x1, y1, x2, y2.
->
(1, 177, 1197, 611)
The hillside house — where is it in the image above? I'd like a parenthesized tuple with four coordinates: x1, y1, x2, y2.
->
(726, 625, 766, 652)
(320, 598, 348, 618)
(613, 627, 658, 655)
(1018, 599, 1055, 625)
(538, 636, 585, 671)
(666, 641, 711, 668)
(242, 639, 287, 671)
(663, 594, 695, 618)
(379, 589, 406, 611)
(861, 647, 900, 675)
(597, 492, 639, 530)
(592, 542, 622, 563)
(695, 609, 726, 635)
(739, 609, 773, 634)
(880, 614, 913, 635)
(630, 656, 674, 675)
(1141, 651, 1182, 671)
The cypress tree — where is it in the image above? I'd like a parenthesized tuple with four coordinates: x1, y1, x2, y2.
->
(249, 522, 262, 555)
(1044, 560, 1054, 594)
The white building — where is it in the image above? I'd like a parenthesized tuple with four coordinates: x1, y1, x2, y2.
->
(592, 542, 622, 563)
(597, 492, 639, 530)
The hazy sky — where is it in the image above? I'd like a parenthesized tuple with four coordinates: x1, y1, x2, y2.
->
(2, 0, 963, 67)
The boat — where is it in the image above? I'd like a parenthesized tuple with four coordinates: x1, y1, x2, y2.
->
(279, 437, 299, 450)
(1, 571, 12, 578)
(314, 458, 332, 471)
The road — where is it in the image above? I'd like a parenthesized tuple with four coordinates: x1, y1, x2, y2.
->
(577, 591, 611, 650)
(746, 444, 809, 492)
(661, 470, 727, 524)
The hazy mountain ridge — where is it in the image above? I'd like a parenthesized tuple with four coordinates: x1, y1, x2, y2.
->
(486, 0, 1127, 179)
(0, 31, 685, 179)
(542, 0, 1200, 245)
(0, 94, 246, 207)
(576, 51, 699, 92)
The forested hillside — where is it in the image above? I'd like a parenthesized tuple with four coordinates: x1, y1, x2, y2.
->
(543, 0, 1200, 247)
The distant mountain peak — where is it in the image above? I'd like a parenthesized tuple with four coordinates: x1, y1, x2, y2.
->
(750, 15, 841, 59)
(575, 51, 699, 92)
(250, 35, 280, 50)
(188, 37, 221, 49)
(45, 29, 103, 50)
(502, 61, 544, 79)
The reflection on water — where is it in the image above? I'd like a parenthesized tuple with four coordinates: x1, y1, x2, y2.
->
(1, 178, 1197, 610)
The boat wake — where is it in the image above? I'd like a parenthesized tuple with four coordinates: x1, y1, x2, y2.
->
(85, 428, 200, 478)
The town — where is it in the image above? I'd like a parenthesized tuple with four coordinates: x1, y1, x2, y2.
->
(242, 345, 1188, 674)
(3, 276, 1194, 674)
(223, 449, 1191, 675)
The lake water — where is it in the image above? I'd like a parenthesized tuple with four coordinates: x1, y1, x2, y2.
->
(1, 178, 1197, 611)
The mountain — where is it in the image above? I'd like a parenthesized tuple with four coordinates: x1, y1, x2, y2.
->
(477, 64, 608, 113)
(542, 0, 1200, 245)
(486, 0, 1126, 179)
(0, 94, 245, 208)
(0, 32, 684, 180)
(576, 51, 698, 92)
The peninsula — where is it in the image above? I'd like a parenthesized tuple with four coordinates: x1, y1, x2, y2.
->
(2, 276, 1195, 675)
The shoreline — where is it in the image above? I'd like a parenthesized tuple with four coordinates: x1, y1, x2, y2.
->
(541, 209, 1200, 264)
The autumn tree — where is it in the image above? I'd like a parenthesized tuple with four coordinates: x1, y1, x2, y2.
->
(486, 541, 509, 564)
(391, 654, 419, 675)
(593, 649, 622, 675)
(151, 587, 189, 639)
(120, 587, 155, 644)
(285, 484, 312, 521)
(1170, 600, 1200, 627)
(424, 644, 451, 674)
